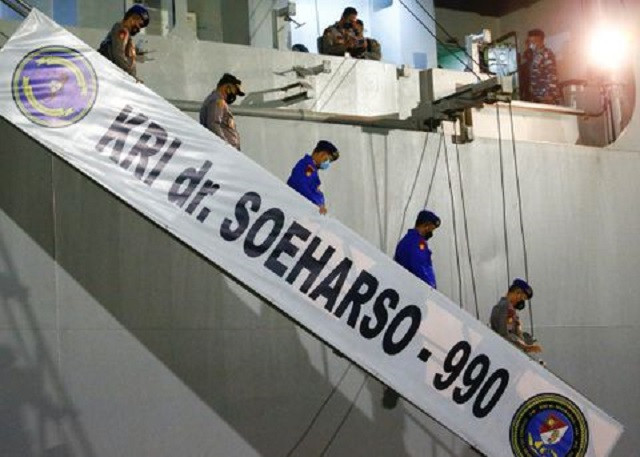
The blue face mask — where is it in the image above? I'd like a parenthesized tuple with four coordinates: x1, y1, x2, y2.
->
(319, 160, 331, 170)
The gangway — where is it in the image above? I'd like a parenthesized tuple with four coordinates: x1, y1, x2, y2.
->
(0, 9, 623, 457)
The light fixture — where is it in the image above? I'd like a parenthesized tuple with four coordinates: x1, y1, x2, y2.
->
(588, 26, 629, 71)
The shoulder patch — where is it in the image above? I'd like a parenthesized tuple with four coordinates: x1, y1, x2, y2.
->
(418, 240, 426, 251)
(305, 165, 314, 177)
(216, 99, 226, 107)
(118, 29, 129, 41)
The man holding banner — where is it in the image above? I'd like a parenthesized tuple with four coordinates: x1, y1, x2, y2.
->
(490, 278, 543, 354)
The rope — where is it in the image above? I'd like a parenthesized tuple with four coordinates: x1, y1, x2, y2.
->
(442, 134, 464, 306)
(397, 0, 482, 80)
(496, 103, 511, 284)
(397, 132, 430, 242)
(319, 374, 369, 456)
(412, 0, 484, 71)
(423, 132, 444, 208)
(508, 102, 534, 336)
(453, 122, 480, 319)
(285, 362, 353, 456)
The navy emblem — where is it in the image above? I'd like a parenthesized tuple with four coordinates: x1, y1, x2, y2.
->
(12, 46, 98, 128)
(510, 393, 589, 457)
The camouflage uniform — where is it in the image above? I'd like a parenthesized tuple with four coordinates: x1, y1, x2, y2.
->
(200, 91, 241, 151)
(521, 46, 561, 104)
(321, 22, 362, 56)
(98, 21, 137, 78)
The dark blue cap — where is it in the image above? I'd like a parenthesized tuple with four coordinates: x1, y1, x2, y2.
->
(126, 4, 150, 27)
(511, 278, 533, 299)
(314, 140, 339, 161)
(416, 210, 440, 227)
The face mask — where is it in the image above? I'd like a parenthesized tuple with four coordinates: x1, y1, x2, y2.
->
(515, 300, 526, 311)
(319, 160, 331, 170)
(424, 231, 433, 240)
(528, 43, 537, 51)
(226, 93, 237, 105)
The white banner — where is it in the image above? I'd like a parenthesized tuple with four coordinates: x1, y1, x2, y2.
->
(0, 10, 623, 457)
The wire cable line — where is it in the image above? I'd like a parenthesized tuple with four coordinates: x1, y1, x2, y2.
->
(453, 122, 480, 319)
(495, 103, 511, 285)
(397, 0, 482, 81)
(442, 134, 464, 306)
(508, 102, 535, 335)
(397, 133, 431, 242)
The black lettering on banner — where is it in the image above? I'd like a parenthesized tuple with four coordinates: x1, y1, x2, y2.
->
(119, 121, 167, 180)
(434, 341, 471, 391)
(95, 105, 148, 163)
(308, 258, 353, 312)
(452, 354, 490, 405)
(359, 288, 399, 339)
(286, 237, 336, 293)
(168, 160, 213, 208)
(220, 192, 261, 241)
(265, 222, 311, 277)
(144, 137, 182, 186)
(244, 208, 285, 258)
(382, 305, 422, 355)
(472, 369, 509, 418)
(431, 340, 510, 418)
(334, 270, 379, 328)
(186, 180, 220, 223)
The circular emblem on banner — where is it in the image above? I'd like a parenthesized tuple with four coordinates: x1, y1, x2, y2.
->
(12, 46, 98, 128)
(510, 393, 589, 457)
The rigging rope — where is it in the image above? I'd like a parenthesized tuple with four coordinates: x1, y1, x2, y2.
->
(397, 0, 482, 81)
(319, 374, 369, 456)
(508, 102, 535, 336)
(496, 103, 511, 285)
(453, 121, 480, 319)
(424, 132, 444, 208)
(285, 362, 353, 456)
(397, 133, 431, 242)
(442, 133, 464, 306)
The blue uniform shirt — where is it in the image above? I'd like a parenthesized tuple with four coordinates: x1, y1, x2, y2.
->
(394, 229, 436, 288)
(287, 154, 325, 206)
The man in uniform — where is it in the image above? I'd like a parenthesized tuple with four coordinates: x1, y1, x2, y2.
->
(394, 210, 441, 288)
(200, 73, 245, 151)
(383, 210, 441, 409)
(520, 29, 561, 105)
(286, 140, 340, 214)
(321, 7, 366, 57)
(353, 19, 381, 61)
(490, 278, 542, 354)
(98, 4, 150, 81)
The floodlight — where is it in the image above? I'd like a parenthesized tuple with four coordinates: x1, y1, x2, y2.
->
(588, 26, 629, 71)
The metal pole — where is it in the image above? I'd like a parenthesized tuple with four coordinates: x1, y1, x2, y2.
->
(169, 99, 422, 132)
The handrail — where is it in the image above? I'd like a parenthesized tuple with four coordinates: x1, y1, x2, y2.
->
(0, 0, 32, 18)
(169, 99, 421, 132)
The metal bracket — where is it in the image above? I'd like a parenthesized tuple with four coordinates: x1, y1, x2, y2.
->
(411, 76, 505, 143)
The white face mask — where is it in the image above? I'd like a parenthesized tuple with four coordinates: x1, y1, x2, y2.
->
(528, 43, 537, 51)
